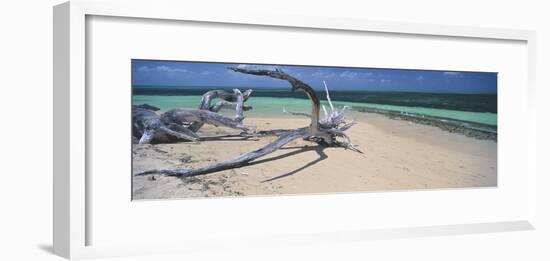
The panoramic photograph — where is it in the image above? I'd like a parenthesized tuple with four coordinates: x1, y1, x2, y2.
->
(131, 60, 497, 200)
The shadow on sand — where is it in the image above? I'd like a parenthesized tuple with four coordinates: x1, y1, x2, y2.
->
(198, 134, 259, 142)
(243, 145, 329, 183)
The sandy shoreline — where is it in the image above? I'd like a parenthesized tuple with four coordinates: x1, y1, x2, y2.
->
(132, 111, 497, 200)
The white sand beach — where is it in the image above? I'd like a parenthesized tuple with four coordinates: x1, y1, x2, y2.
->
(132, 111, 497, 200)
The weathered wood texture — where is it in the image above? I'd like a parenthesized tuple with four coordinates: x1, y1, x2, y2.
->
(136, 68, 358, 177)
(133, 89, 254, 144)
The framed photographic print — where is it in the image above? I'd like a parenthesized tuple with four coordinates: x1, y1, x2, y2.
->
(54, 0, 537, 259)
(131, 60, 499, 200)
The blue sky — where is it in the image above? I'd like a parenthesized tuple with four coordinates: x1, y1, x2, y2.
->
(132, 60, 497, 94)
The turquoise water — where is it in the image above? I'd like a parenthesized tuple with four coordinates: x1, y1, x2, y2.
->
(133, 95, 497, 126)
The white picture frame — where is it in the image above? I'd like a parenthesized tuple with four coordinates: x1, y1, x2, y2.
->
(53, 0, 537, 259)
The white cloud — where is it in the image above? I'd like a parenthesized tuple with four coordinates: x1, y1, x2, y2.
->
(310, 71, 336, 79)
(235, 64, 280, 71)
(157, 65, 187, 73)
(137, 65, 188, 73)
(416, 76, 425, 81)
(312, 71, 324, 77)
(339, 71, 358, 79)
(380, 79, 391, 83)
(137, 66, 152, 72)
(443, 71, 461, 76)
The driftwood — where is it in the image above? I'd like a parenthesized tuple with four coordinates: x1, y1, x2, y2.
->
(189, 89, 253, 132)
(133, 88, 254, 144)
(135, 68, 358, 177)
(133, 105, 200, 144)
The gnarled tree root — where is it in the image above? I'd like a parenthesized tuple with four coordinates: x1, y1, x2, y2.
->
(133, 89, 254, 144)
(189, 89, 253, 132)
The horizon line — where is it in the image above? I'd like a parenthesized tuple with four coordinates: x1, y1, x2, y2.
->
(132, 84, 497, 95)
